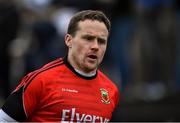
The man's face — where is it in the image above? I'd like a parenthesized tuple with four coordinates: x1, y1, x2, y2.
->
(65, 20, 109, 73)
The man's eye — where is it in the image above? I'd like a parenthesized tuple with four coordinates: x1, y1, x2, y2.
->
(86, 36, 93, 40)
(98, 38, 106, 44)
(82, 36, 94, 41)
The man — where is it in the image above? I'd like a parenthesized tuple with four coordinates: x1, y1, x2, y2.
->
(0, 10, 119, 122)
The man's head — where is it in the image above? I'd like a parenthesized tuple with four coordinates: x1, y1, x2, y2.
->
(65, 10, 110, 74)
(67, 10, 111, 37)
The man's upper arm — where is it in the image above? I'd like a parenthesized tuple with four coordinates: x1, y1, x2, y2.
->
(0, 72, 43, 122)
(1, 86, 27, 121)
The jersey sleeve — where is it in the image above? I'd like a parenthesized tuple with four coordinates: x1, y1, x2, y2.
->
(1, 71, 44, 121)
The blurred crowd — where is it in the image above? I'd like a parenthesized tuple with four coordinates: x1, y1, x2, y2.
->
(0, 0, 180, 120)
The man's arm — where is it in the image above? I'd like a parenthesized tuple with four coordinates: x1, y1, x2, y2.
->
(0, 71, 44, 122)
(0, 86, 27, 122)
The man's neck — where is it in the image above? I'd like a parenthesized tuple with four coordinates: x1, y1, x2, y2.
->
(74, 68, 96, 77)
(67, 55, 97, 77)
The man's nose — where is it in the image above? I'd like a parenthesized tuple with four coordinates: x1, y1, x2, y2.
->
(91, 40, 99, 50)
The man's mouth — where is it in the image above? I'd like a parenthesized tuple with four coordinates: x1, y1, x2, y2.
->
(88, 55, 97, 60)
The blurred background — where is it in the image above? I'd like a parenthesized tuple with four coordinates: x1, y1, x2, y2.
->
(0, 0, 180, 121)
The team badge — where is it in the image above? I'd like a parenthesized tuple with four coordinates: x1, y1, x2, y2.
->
(100, 88, 110, 104)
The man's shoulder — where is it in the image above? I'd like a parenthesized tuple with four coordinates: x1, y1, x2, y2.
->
(24, 58, 65, 81)
(36, 58, 65, 77)
(41, 58, 64, 69)
(17, 58, 65, 91)
(97, 70, 118, 88)
(97, 70, 112, 81)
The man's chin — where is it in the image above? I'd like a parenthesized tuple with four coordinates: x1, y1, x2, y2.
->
(84, 64, 97, 72)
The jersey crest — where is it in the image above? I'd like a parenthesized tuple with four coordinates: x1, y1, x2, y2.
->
(100, 88, 110, 104)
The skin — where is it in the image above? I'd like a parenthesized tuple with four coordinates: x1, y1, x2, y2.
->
(65, 20, 109, 74)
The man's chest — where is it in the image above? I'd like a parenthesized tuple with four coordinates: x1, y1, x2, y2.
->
(35, 79, 115, 122)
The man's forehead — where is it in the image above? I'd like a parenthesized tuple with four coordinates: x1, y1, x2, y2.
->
(78, 21, 108, 35)
(79, 30, 108, 39)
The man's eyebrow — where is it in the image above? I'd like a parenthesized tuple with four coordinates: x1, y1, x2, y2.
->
(82, 33, 106, 38)
(81, 34, 96, 38)
(82, 33, 95, 36)
(98, 37, 106, 41)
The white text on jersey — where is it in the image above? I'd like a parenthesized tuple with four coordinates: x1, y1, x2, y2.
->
(61, 108, 110, 123)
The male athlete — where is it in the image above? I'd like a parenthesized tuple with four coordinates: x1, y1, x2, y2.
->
(0, 10, 119, 122)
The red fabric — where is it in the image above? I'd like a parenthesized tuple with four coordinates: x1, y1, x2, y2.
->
(14, 58, 119, 122)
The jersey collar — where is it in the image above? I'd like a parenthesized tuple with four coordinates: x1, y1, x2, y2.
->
(63, 56, 97, 80)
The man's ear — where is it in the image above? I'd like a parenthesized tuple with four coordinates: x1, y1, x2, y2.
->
(65, 34, 72, 48)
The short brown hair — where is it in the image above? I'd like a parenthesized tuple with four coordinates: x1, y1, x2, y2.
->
(67, 10, 111, 36)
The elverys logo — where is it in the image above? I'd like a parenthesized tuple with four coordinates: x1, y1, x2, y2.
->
(61, 108, 110, 122)
(100, 88, 110, 104)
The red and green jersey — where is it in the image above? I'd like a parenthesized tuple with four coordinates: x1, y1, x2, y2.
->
(2, 57, 119, 122)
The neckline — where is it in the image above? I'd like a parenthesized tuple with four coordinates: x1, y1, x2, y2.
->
(63, 56, 97, 80)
